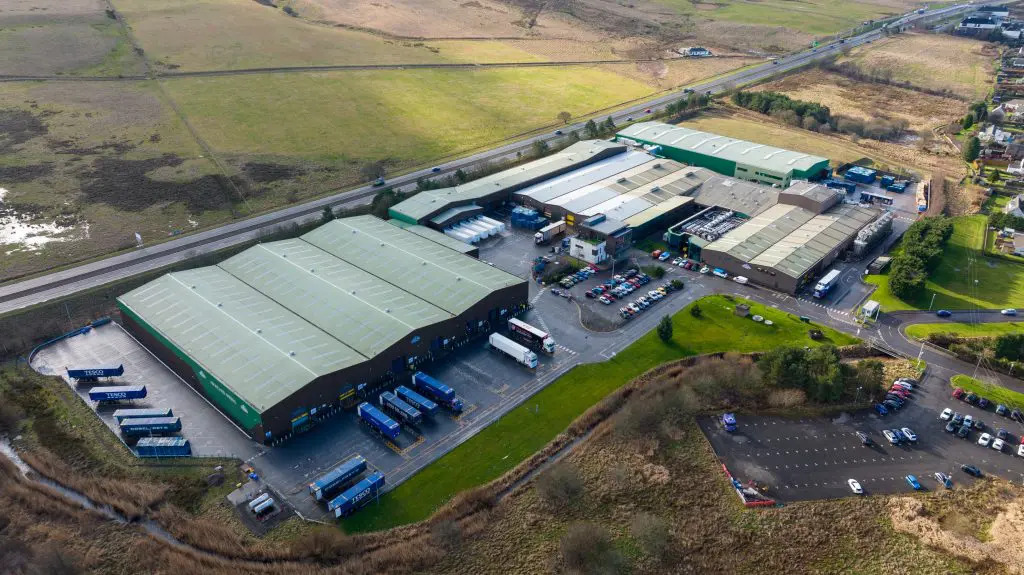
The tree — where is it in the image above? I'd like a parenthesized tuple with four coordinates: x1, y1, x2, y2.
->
(537, 463, 584, 509)
(988, 169, 1001, 183)
(532, 139, 549, 158)
(630, 513, 670, 561)
(962, 114, 974, 130)
(560, 523, 625, 575)
(963, 136, 980, 163)
(602, 115, 616, 133)
(454, 168, 468, 183)
(320, 206, 334, 224)
(994, 333, 1024, 362)
(690, 303, 702, 318)
(557, 111, 572, 124)
(657, 315, 673, 342)
(584, 119, 599, 139)
(568, 130, 580, 143)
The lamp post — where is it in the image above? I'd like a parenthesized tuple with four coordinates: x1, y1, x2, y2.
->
(928, 293, 936, 311)
(855, 386, 863, 405)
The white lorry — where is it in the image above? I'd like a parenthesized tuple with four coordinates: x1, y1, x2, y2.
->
(488, 333, 539, 368)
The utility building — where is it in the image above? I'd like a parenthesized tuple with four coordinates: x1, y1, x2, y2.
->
(616, 122, 830, 187)
(118, 216, 527, 443)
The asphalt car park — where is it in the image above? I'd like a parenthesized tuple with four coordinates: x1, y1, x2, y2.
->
(700, 371, 1024, 501)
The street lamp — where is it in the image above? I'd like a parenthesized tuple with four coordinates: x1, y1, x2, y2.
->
(928, 293, 936, 311)
(855, 386, 863, 404)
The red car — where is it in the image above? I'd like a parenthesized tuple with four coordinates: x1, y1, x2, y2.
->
(889, 389, 910, 399)
(952, 388, 965, 399)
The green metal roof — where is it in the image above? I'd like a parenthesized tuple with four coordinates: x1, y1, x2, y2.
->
(389, 140, 627, 223)
(617, 122, 830, 175)
(386, 220, 477, 255)
(302, 216, 521, 315)
(118, 215, 523, 414)
(118, 267, 364, 412)
(704, 203, 877, 279)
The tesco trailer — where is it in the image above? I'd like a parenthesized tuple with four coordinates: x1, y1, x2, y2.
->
(488, 333, 538, 369)
(379, 391, 422, 426)
(67, 364, 124, 382)
(507, 317, 555, 354)
(88, 385, 146, 403)
(394, 385, 438, 416)
(309, 455, 368, 501)
(357, 402, 401, 440)
(412, 372, 464, 413)
(328, 472, 385, 518)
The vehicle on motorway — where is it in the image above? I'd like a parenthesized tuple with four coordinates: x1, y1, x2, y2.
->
(848, 479, 864, 494)
(883, 429, 898, 444)
(372, 177, 386, 186)
(901, 427, 917, 442)
(993, 438, 1006, 452)
(905, 475, 922, 490)
(935, 472, 952, 489)
(945, 421, 958, 433)
(856, 431, 872, 446)
(978, 433, 992, 447)
(961, 464, 983, 477)
(936, 309, 952, 317)
(996, 404, 1009, 416)
(554, 130, 564, 135)
(1002, 308, 1018, 316)
(940, 408, 953, 421)
(431, 167, 442, 173)
(645, 108, 652, 114)
(875, 403, 888, 416)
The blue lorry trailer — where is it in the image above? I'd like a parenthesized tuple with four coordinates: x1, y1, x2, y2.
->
(844, 166, 876, 184)
(119, 416, 182, 437)
(394, 385, 438, 416)
(412, 371, 464, 412)
(135, 437, 191, 457)
(113, 408, 173, 422)
(823, 179, 856, 194)
(357, 402, 400, 440)
(67, 364, 124, 381)
(308, 455, 368, 501)
(379, 391, 422, 426)
(88, 385, 146, 402)
(329, 472, 386, 518)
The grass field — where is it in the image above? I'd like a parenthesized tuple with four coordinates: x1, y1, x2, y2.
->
(840, 32, 996, 100)
(951, 374, 1024, 410)
(905, 322, 1024, 339)
(659, 0, 901, 37)
(342, 295, 858, 533)
(864, 216, 1024, 311)
(163, 67, 655, 164)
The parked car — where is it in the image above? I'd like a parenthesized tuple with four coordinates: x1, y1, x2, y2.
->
(957, 425, 971, 439)
(651, 250, 662, 258)
(1012, 409, 1023, 423)
(952, 388, 965, 399)
(883, 429, 898, 444)
(712, 268, 728, 279)
(883, 400, 901, 411)
(848, 479, 864, 494)
(856, 431, 872, 446)
(965, 393, 979, 404)
(973, 419, 985, 431)
(961, 464, 983, 477)
(699, 266, 710, 274)
(997, 404, 1009, 416)
(940, 408, 953, 421)
(897, 377, 918, 385)
(993, 438, 1006, 452)
(875, 403, 888, 416)
(893, 429, 907, 443)
(1001, 308, 1018, 316)
(978, 433, 992, 447)
(935, 472, 953, 489)
(936, 309, 952, 317)
(978, 397, 990, 409)
(952, 413, 964, 425)
(997, 428, 1009, 441)
(905, 475, 922, 490)
(892, 382, 914, 391)
(945, 421, 959, 434)
(585, 291, 597, 299)
(901, 427, 918, 442)
(1019, 444, 1024, 458)
(658, 252, 672, 262)
(963, 415, 973, 429)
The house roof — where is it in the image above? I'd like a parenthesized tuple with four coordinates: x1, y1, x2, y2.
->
(616, 122, 830, 175)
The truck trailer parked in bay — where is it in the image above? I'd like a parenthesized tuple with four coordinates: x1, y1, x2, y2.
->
(412, 372, 464, 413)
(308, 455, 368, 501)
(507, 317, 555, 354)
(488, 333, 539, 369)
(119, 416, 182, 437)
(357, 402, 401, 440)
(135, 437, 191, 457)
(88, 385, 147, 402)
(67, 364, 124, 382)
(534, 220, 566, 244)
(394, 385, 438, 416)
(379, 391, 422, 426)
(329, 472, 385, 518)
(113, 408, 173, 423)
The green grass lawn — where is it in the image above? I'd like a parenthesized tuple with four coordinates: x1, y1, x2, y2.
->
(656, 0, 896, 37)
(864, 216, 1024, 311)
(905, 322, 1024, 340)
(342, 295, 857, 533)
(951, 374, 1024, 409)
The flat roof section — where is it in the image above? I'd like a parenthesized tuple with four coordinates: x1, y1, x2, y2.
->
(219, 241, 452, 358)
(686, 172, 779, 217)
(618, 122, 830, 175)
(302, 216, 522, 315)
(118, 267, 365, 412)
(624, 196, 695, 228)
(387, 221, 478, 255)
(514, 149, 653, 204)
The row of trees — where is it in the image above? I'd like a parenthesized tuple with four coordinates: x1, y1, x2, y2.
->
(887, 216, 955, 300)
(759, 345, 884, 404)
(988, 210, 1024, 232)
(961, 101, 989, 130)
(731, 90, 909, 141)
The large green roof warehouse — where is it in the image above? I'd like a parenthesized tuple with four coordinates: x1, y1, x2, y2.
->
(118, 216, 527, 442)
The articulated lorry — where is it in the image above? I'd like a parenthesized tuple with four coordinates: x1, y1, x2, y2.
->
(812, 269, 841, 299)
(357, 402, 400, 440)
(379, 391, 422, 426)
(412, 372, 464, 413)
(67, 364, 124, 382)
(488, 333, 538, 369)
(534, 220, 566, 244)
(329, 472, 385, 518)
(88, 385, 146, 402)
(508, 317, 555, 354)
(395, 385, 438, 416)
(309, 455, 367, 501)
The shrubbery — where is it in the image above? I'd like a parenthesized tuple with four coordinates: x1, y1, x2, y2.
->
(537, 463, 584, 510)
(731, 90, 909, 141)
(989, 211, 1024, 232)
(887, 216, 954, 300)
(559, 522, 625, 575)
(759, 346, 884, 403)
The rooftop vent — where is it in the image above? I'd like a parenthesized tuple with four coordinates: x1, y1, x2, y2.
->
(217, 303, 222, 307)
(289, 351, 296, 356)
(256, 329, 262, 334)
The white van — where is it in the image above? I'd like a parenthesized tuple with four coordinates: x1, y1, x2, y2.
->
(733, 276, 749, 285)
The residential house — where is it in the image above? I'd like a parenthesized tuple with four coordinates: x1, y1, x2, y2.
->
(957, 16, 999, 35)
(1003, 21, 1024, 40)
(1014, 233, 1024, 256)
(979, 124, 1013, 145)
(977, 5, 1010, 21)
(1006, 194, 1024, 218)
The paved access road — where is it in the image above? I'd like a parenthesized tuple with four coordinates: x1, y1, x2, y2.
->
(0, 2, 985, 316)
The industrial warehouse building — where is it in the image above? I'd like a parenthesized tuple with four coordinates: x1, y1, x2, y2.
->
(117, 216, 528, 442)
(616, 122, 830, 187)
(700, 182, 879, 293)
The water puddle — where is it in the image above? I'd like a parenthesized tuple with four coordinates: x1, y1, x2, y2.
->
(0, 187, 90, 253)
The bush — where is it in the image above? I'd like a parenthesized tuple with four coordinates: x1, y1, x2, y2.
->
(430, 519, 462, 550)
(536, 463, 584, 510)
(657, 315, 673, 342)
(690, 304, 702, 318)
(559, 522, 624, 575)
(995, 333, 1024, 362)
(641, 265, 665, 279)
(670, 279, 684, 291)
(887, 216, 954, 300)
(0, 399, 25, 435)
(630, 512, 670, 561)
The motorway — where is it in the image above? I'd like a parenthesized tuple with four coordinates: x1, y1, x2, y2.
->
(0, 2, 982, 316)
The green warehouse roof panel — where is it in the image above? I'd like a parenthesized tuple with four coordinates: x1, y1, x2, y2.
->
(386, 221, 478, 255)
(118, 267, 364, 412)
(617, 122, 830, 176)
